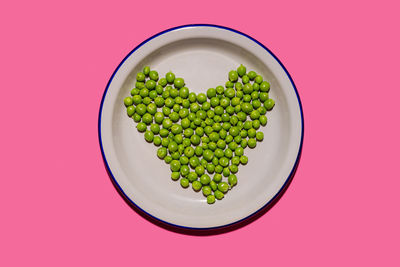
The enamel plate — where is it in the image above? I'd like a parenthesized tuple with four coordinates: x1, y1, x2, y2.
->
(99, 25, 303, 229)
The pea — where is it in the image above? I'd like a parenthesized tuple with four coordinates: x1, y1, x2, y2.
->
(171, 172, 180, 181)
(217, 139, 226, 149)
(170, 160, 181, 172)
(248, 71, 257, 80)
(169, 112, 179, 122)
(202, 186, 212, 196)
(243, 83, 253, 94)
(229, 70, 238, 82)
(255, 75, 263, 84)
(174, 134, 183, 144)
(253, 82, 259, 91)
(240, 129, 248, 137)
(181, 118, 190, 128)
(210, 180, 218, 191)
(188, 92, 197, 103)
(260, 81, 270, 92)
(242, 75, 250, 84)
(155, 85, 164, 95)
(235, 147, 244, 156)
(200, 174, 211, 185)
(215, 165, 223, 174)
(237, 64, 246, 77)
(259, 115, 268, 126)
(162, 106, 171, 116)
(264, 99, 275, 110)
(250, 110, 260, 120)
(210, 97, 220, 107)
(150, 123, 160, 134)
(136, 122, 146, 132)
(219, 157, 229, 167)
(149, 90, 158, 100)
(213, 173, 222, 183)
(184, 147, 195, 157)
(252, 99, 262, 109)
(228, 174, 238, 187)
(144, 130, 154, 143)
(164, 155, 173, 164)
(153, 136, 162, 146)
(232, 156, 240, 165)
(182, 138, 191, 147)
(258, 106, 267, 115)
(195, 165, 205, 176)
(253, 120, 261, 130)
(159, 128, 169, 137)
(170, 88, 179, 98)
(145, 80, 156, 90)
(142, 97, 151, 105)
(240, 139, 248, 148)
(197, 93, 207, 104)
(131, 88, 140, 96)
(168, 141, 178, 153)
(206, 163, 215, 174)
(188, 172, 198, 182)
(228, 141, 238, 151)
(248, 129, 256, 138)
(208, 142, 217, 151)
(180, 178, 189, 188)
(224, 148, 233, 159)
(157, 147, 167, 159)
(180, 165, 190, 177)
(124, 97, 133, 107)
(174, 78, 185, 89)
(207, 194, 216, 204)
(136, 81, 145, 89)
(229, 164, 238, 174)
(166, 72, 175, 83)
(256, 131, 264, 141)
(240, 155, 248, 165)
(191, 135, 201, 145)
(234, 135, 242, 144)
(149, 70, 159, 81)
(237, 112, 247, 122)
(189, 156, 200, 168)
(214, 190, 224, 200)
(127, 106, 135, 116)
(192, 181, 202, 192)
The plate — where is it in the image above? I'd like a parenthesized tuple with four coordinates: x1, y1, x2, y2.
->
(98, 24, 303, 229)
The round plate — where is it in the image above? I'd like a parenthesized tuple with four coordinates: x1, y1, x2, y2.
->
(99, 24, 303, 229)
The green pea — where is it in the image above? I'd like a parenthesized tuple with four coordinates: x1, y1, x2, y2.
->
(169, 112, 179, 122)
(166, 72, 175, 83)
(165, 98, 175, 108)
(218, 182, 229, 193)
(240, 139, 248, 148)
(162, 106, 171, 116)
(153, 136, 162, 146)
(224, 88, 235, 99)
(207, 88, 216, 98)
(195, 165, 205, 176)
(260, 81, 270, 92)
(216, 85, 225, 94)
(256, 131, 264, 141)
(136, 122, 147, 132)
(253, 82, 260, 91)
(264, 99, 275, 110)
(127, 106, 135, 117)
(192, 181, 202, 192)
(202, 102, 211, 111)
(131, 88, 140, 96)
(214, 148, 224, 159)
(182, 99, 190, 108)
(180, 165, 190, 177)
(168, 141, 178, 153)
(259, 92, 269, 102)
(259, 115, 268, 126)
(157, 77, 167, 87)
(253, 120, 261, 130)
(214, 190, 224, 200)
(212, 123, 222, 132)
(164, 155, 173, 164)
(135, 104, 146, 115)
(203, 150, 214, 162)
(174, 78, 185, 89)
(149, 70, 159, 81)
(202, 186, 212, 196)
(237, 64, 246, 77)
(240, 129, 247, 138)
(149, 123, 160, 134)
(206, 163, 215, 174)
(252, 100, 262, 109)
(232, 156, 240, 166)
(248, 71, 257, 80)
(142, 97, 151, 105)
(229, 70, 238, 82)
(243, 83, 253, 94)
(136, 72, 145, 82)
(171, 124, 182, 135)
(189, 156, 200, 168)
(149, 90, 158, 100)
(242, 75, 250, 84)
(210, 180, 218, 191)
(159, 128, 169, 137)
(258, 106, 267, 116)
(162, 118, 172, 129)
(145, 80, 156, 90)
(188, 92, 197, 103)
(219, 98, 229, 108)
(188, 172, 198, 182)
(136, 81, 145, 89)
(228, 174, 238, 187)
(234, 135, 242, 144)
(178, 87, 189, 98)
(208, 142, 217, 151)
(250, 110, 260, 120)
(207, 194, 216, 204)
(162, 90, 170, 99)
(157, 147, 167, 159)
(184, 147, 195, 157)
(235, 147, 244, 157)
(240, 155, 248, 165)
(169, 88, 179, 98)
(248, 128, 256, 138)
(184, 128, 194, 138)
(255, 75, 263, 84)
(181, 118, 190, 128)
(228, 141, 238, 151)
(221, 122, 231, 131)
(155, 85, 164, 95)
(124, 97, 133, 107)
(200, 174, 211, 185)
(142, 66, 150, 76)
(224, 148, 233, 159)
(170, 160, 181, 172)
(219, 157, 229, 167)
(180, 178, 189, 188)
(161, 138, 169, 148)
(171, 172, 180, 181)
(215, 165, 223, 174)
(217, 139, 226, 149)
(210, 97, 220, 107)
(191, 135, 201, 145)
(196, 93, 207, 104)
(174, 134, 183, 144)
(213, 115, 221, 123)
(241, 103, 253, 114)
(229, 164, 238, 174)
(237, 112, 247, 122)
(182, 138, 191, 147)
(144, 130, 154, 143)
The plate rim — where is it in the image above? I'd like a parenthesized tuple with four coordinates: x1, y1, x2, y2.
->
(98, 24, 304, 230)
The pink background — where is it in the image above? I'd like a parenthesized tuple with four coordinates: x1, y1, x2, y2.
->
(1, 0, 399, 266)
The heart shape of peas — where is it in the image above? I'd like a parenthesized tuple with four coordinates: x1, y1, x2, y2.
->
(123, 65, 275, 204)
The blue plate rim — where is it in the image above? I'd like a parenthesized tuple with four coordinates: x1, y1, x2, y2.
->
(98, 24, 304, 230)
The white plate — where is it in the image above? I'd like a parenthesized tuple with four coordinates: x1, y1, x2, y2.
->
(99, 25, 303, 229)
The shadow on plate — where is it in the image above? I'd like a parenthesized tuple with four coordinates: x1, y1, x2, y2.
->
(104, 151, 301, 236)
